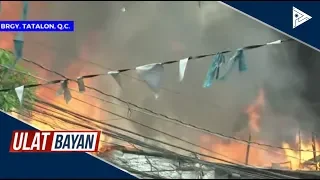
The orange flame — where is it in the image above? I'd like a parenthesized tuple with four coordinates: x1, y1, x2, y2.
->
(200, 89, 285, 168)
(282, 134, 320, 170)
(0, 2, 112, 154)
(33, 36, 113, 154)
(2, 2, 320, 169)
(200, 135, 287, 167)
(246, 89, 264, 133)
(200, 89, 320, 170)
(0, 2, 20, 50)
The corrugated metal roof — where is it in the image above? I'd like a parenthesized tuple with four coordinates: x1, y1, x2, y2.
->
(98, 149, 319, 179)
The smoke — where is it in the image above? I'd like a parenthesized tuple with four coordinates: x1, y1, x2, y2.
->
(3, 2, 319, 150)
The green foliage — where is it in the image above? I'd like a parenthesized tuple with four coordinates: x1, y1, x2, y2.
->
(0, 49, 37, 112)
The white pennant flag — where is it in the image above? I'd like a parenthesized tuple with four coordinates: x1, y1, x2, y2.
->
(179, 57, 189, 82)
(136, 63, 164, 93)
(108, 71, 122, 88)
(76, 77, 86, 92)
(15, 85, 24, 105)
(267, 40, 282, 45)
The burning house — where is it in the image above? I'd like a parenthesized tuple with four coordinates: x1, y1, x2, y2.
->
(1, 1, 320, 179)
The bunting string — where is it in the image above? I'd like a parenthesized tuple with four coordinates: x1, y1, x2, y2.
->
(0, 38, 293, 98)
(76, 39, 289, 81)
(1, 59, 320, 153)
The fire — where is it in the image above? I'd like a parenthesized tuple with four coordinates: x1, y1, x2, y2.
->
(0, 2, 48, 49)
(200, 136, 285, 167)
(199, 88, 320, 171)
(0, 2, 113, 154)
(2, 2, 320, 170)
(0, 2, 20, 50)
(246, 89, 265, 133)
(29, 40, 114, 155)
(199, 88, 285, 168)
(282, 134, 320, 170)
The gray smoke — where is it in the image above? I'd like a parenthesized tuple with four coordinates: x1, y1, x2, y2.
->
(19, 2, 319, 150)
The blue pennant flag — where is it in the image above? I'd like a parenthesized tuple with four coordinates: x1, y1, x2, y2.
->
(219, 49, 247, 80)
(203, 53, 225, 88)
(22, 1, 29, 21)
(11, 1, 28, 67)
(237, 49, 247, 72)
(13, 32, 24, 65)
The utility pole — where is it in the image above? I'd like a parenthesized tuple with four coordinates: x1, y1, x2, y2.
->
(298, 130, 302, 169)
(312, 132, 318, 170)
(245, 133, 251, 165)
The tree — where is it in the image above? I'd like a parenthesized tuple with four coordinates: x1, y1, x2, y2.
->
(0, 49, 36, 112)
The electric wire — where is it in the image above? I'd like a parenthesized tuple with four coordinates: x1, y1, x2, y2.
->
(16, 101, 299, 179)
(0, 63, 317, 155)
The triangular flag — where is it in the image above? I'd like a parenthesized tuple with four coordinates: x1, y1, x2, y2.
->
(179, 57, 189, 82)
(136, 63, 164, 93)
(64, 87, 72, 104)
(76, 77, 86, 92)
(203, 53, 224, 88)
(237, 49, 247, 72)
(15, 85, 24, 105)
(267, 40, 282, 45)
(108, 71, 122, 88)
(56, 81, 65, 96)
(13, 32, 24, 65)
(219, 49, 246, 80)
(22, 2, 29, 21)
(57, 80, 72, 103)
(216, 66, 220, 79)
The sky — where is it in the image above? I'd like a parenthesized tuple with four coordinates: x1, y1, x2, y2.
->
(1, 1, 319, 151)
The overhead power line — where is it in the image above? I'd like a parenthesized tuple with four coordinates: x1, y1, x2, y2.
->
(0, 62, 318, 154)
(30, 78, 304, 162)
(14, 99, 298, 179)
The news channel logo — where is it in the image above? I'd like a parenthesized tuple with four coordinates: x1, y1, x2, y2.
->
(0, 20, 75, 32)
